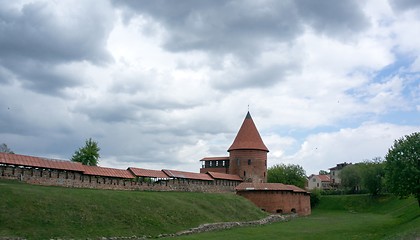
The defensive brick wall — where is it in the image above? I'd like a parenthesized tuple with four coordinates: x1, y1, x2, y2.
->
(236, 190, 311, 216)
(0, 165, 239, 193)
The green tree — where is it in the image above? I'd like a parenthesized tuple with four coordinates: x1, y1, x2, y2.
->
(319, 170, 329, 175)
(359, 157, 385, 196)
(267, 163, 307, 189)
(310, 189, 322, 208)
(0, 143, 14, 154)
(71, 138, 100, 166)
(385, 132, 420, 207)
(340, 164, 361, 194)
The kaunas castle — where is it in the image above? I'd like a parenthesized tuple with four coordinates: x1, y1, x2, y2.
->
(0, 112, 311, 216)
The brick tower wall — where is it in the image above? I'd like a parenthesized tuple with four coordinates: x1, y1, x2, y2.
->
(229, 150, 267, 183)
(236, 191, 311, 216)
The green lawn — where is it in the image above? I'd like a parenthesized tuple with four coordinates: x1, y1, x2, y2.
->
(1, 179, 419, 240)
(0, 179, 266, 239)
(172, 195, 420, 240)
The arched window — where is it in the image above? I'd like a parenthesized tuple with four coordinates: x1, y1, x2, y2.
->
(244, 171, 246, 177)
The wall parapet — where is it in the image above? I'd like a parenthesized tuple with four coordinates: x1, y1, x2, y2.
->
(0, 164, 239, 193)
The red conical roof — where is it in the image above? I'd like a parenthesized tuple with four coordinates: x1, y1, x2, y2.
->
(228, 112, 269, 152)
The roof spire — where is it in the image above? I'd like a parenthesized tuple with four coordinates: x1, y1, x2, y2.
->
(228, 111, 269, 152)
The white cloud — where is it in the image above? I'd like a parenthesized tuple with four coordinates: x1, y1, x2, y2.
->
(275, 122, 420, 175)
(0, 0, 419, 177)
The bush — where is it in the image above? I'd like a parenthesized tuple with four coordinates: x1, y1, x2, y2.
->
(310, 189, 322, 208)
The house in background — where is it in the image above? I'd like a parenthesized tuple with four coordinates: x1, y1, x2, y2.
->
(307, 174, 331, 190)
(329, 162, 351, 189)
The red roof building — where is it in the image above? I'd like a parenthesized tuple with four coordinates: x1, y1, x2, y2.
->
(236, 182, 311, 216)
(199, 157, 230, 174)
(228, 112, 269, 183)
(199, 111, 269, 183)
(307, 174, 331, 190)
(228, 112, 269, 152)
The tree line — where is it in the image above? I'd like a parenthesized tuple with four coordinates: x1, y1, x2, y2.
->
(267, 132, 419, 207)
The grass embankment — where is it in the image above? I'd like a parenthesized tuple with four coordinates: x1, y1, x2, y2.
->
(0, 179, 266, 239)
(174, 194, 420, 240)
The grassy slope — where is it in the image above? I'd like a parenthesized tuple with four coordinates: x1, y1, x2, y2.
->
(0, 179, 266, 239)
(174, 194, 420, 240)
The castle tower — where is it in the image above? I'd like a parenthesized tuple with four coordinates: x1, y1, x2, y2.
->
(228, 111, 269, 183)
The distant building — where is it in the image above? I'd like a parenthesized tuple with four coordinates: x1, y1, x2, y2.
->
(307, 174, 331, 190)
(329, 162, 351, 188)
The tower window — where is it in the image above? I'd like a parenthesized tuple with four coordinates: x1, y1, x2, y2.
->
(237, 158, 240, 166)
(209, 161, 212, 167)
(216, 161, 219, 167)
(248, 159, 251, 165)
(244, 171, 246, 177)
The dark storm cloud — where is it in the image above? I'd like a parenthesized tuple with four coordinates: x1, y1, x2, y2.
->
(0, 2, 113, 63)
(113, 0, 302, 57)
(295, 0, 369, 37)
(112, 0, 369, 90)
(0, 1, 114, 94)
(1, 59, 81, 95)
(389, 0, 420, 11)
(211, 63, 298, 90)
(113, 0, 369, 56)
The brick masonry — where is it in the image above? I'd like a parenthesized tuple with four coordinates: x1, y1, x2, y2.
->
(236, 190, 311, 216)
(229, 149, 267, 183)
(0, 165, 239, 193)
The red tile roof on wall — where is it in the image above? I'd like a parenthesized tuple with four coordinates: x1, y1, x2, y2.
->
(162, 169, 214, 181)
(199, 156, 230, 161)
(206, 172, 242, 181)
(83, 165, 135, 179)
(228, 112, 269, 152)
(0, 152, 85, 172)
(235, 182, 308, 193)
(128, 167, 169, 178)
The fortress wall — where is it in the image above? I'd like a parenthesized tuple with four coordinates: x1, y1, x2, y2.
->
(0, 164, 239, 193)
(236, 190, 311, 216)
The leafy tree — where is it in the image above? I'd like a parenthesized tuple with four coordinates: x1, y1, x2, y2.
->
(0, 143, 14, 154)
(310, 189, 322, 208)
(385, 132, 420, 207)
(71, 138, 100, 166)
(319, 170, 329, 175)
(340, 164, 361, 194)
(359, 157, 385, 196)
(267, 163, 307, 189)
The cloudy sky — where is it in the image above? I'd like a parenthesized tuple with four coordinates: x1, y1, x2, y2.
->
(0, 0, 419, 175)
